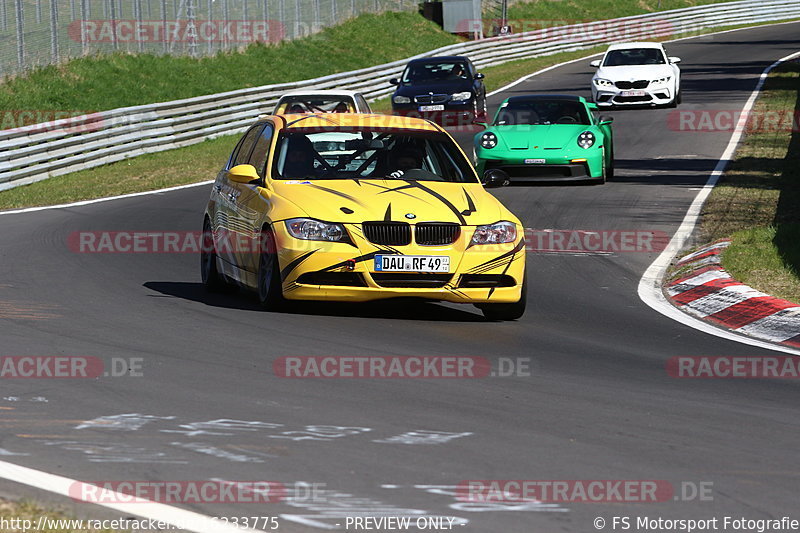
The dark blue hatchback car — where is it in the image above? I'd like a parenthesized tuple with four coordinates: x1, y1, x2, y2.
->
(390, 56, 487, 127)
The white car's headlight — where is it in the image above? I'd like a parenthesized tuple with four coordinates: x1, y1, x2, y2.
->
(480, 132, 498, 149)
(470, 221, 517, 245)
(286, 218, 348, 242)
(451, 91, 472, 102)
(577, 131, 595, 149)
(652, 76, 671, 84)
(594, 78, 613, 87)
(393, 95, 411, 104)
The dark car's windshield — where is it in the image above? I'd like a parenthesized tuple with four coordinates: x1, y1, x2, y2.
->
(402, 62, 469, 83)
(273, 129, 478, 183)
(493, 100, 591, 126)
(603, 48, 666, 66)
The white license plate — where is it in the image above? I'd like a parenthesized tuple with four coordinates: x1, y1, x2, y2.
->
(374, 255, 450, 273)
(524, 158, 546, 164)
(620, 90, 646, 97)
(419, 105, 445, 112)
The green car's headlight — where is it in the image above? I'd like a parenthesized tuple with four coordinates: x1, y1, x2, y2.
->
(286, 218, 348, 242)
(577, 131, 595, 149)
(393, 95, 411, 104)
(480, 132, 498, 149)
(470, 221, 517, 245)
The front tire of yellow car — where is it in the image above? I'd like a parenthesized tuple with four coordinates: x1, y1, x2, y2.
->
(477, 271, 527, 321)
(257, 228, 285, 310)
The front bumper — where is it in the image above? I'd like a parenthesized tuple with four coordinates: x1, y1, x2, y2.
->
(273, 223, 526, 304)
(476, 151, 604, 180)
(592, 85, 674, 106)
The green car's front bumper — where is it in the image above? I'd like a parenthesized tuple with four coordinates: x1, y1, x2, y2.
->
(476, 148, 605, 181)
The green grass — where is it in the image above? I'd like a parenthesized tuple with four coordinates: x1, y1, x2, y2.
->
(0, 498, 124, 532)
(0, 11, 460, 112)
(697, 62, 800, 302)
(506, 0, 729, 22)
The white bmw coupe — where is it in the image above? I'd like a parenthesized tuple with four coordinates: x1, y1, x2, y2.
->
(590, 42, 681, 108)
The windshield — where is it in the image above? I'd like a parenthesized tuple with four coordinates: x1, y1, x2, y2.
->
(273, 129, 477, 183)
(401, 62, 469, 83)
(603, 48, 666, 66)
(275, 96, 355, 114)
(493, 100, 591, 126)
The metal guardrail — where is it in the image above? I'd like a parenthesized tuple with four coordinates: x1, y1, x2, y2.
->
(2, 0, 799, 191)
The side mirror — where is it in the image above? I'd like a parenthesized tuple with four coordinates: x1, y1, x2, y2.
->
(474, 72, 485, 80)
(482, 169, 510, 188)
(669, 57, 681, 64)
(227, 164, 260, 184)
(389, 78, 400, 86)
(598, 115, 614, 124)
(587, 103, 598, 110)
(590, 60, 601, 68)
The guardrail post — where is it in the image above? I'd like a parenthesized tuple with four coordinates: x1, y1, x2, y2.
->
(1, 0, 7, 32)
(49, 0, 59, 62)
(36, 0, 41, 23)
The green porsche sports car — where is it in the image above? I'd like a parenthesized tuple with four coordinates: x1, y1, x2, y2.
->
(474, 95, 614, 184)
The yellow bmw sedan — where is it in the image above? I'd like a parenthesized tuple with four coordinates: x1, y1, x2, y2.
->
(201, 113, 527, 320)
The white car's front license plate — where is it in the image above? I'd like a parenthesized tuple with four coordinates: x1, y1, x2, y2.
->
(620, 90, 646, 97)
(419, 105, 445, 112)
(374, 255, 450, 273)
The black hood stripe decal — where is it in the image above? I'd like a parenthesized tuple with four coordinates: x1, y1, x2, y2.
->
(280, 249, 317, 281)
(306, 183, 364, 205)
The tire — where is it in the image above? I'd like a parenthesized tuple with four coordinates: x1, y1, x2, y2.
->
(676, 88, 682, 105)
(200, 218, 228, 292)
(257, 228, 285, 310)
(594, 149, 608, 184)
(606, 147, 615, 180)
(478, 272, 527, 321)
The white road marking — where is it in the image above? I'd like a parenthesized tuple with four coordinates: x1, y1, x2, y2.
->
(0, 180, 213, 216)
(637, 49, 800, 355)
(0, 459, 264, 533)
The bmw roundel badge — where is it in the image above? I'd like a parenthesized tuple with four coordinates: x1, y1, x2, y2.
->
(405, 213, 416, 219)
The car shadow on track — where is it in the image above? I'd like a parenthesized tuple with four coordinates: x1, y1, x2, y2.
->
(143, 281, 488, 321)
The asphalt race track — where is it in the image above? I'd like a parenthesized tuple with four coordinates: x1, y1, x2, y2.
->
(1, 22, 800, 532)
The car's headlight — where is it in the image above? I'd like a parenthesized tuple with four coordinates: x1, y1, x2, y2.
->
(393, 95, 411, 104)
(451, 91, 472, 101)
(470, 221, 517, 245)
(577, 131, 595, 149)
(480, 132, 498, 149)
(286, 218, 348, 242)
(652, 76, 671, 84)
(594, 78, 613, 87)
